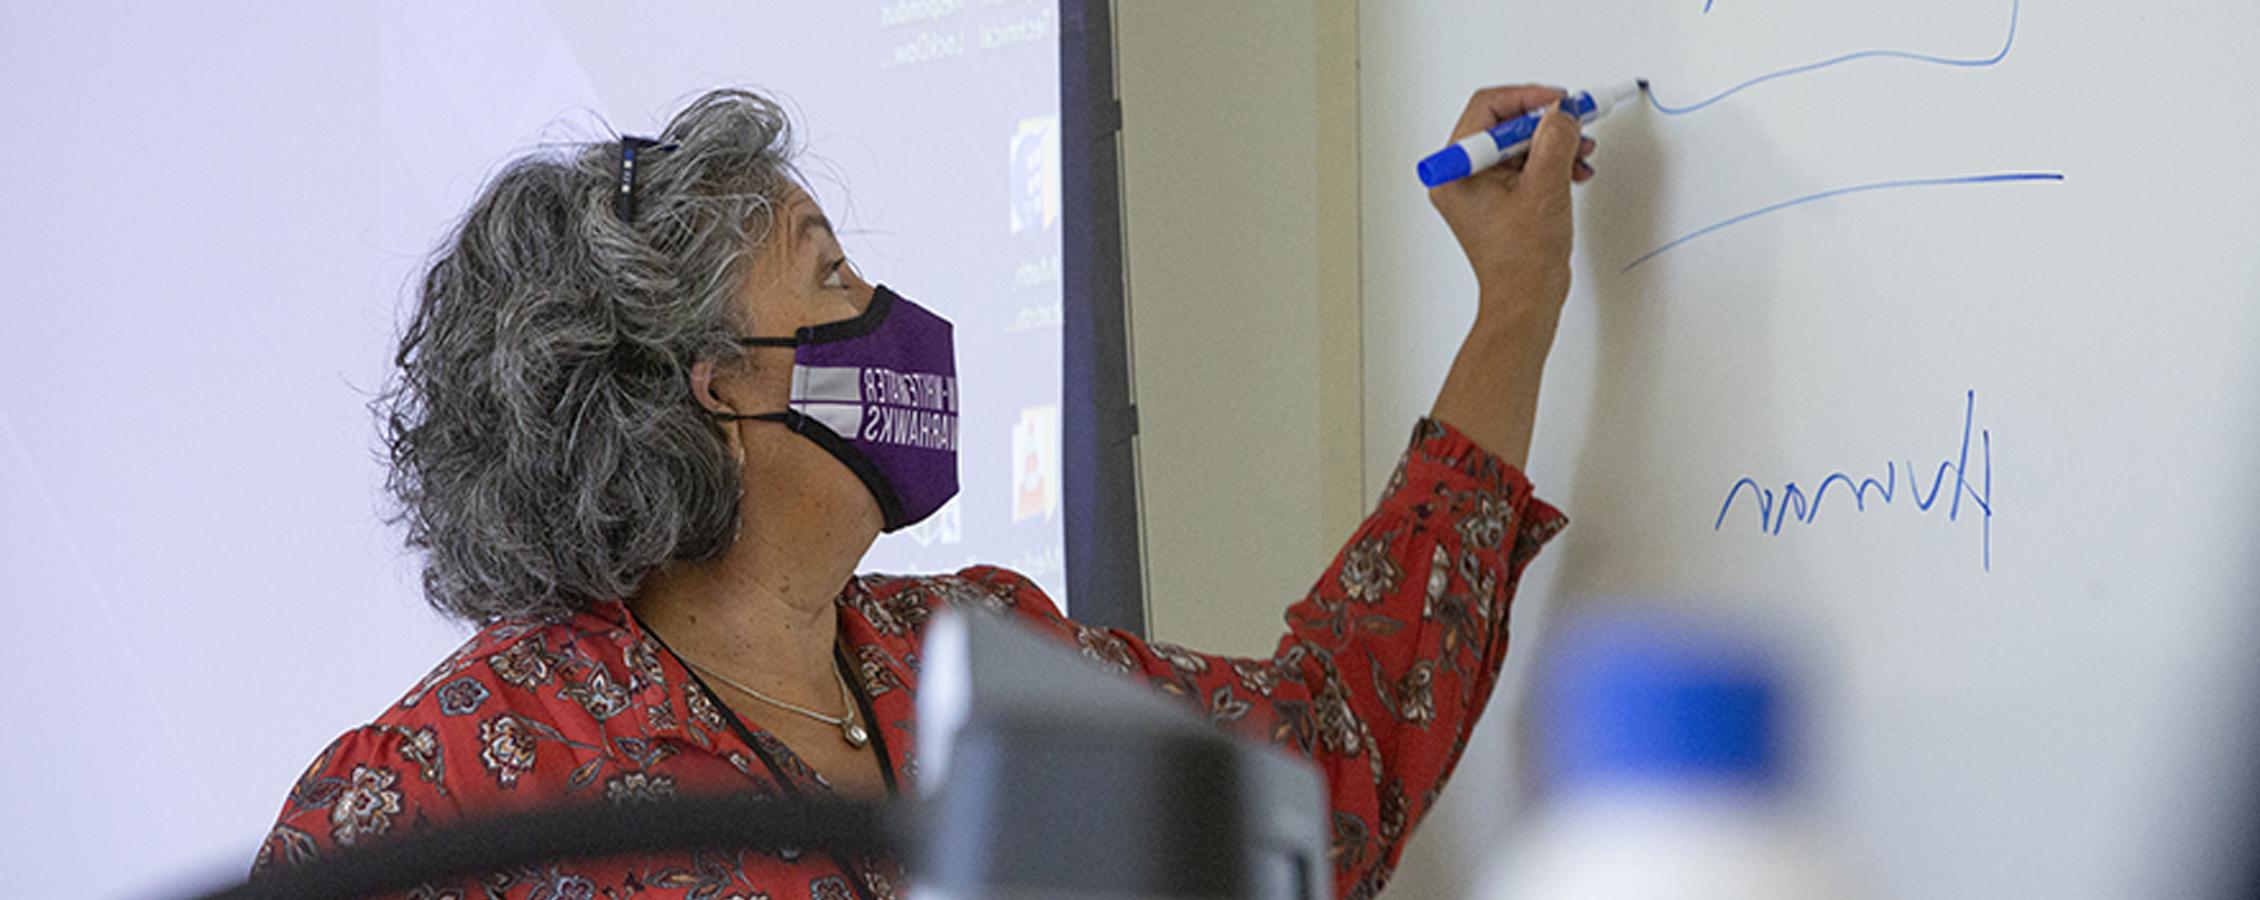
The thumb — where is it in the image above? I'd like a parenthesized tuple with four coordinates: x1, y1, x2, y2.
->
(1522, 103, 1583, 191)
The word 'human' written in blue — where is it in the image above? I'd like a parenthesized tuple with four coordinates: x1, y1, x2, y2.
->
(1715, 390, 1993, 571)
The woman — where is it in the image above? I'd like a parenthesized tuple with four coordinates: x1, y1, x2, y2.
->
(258, 86, 1595, 899)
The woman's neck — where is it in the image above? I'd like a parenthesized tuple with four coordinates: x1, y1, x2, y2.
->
(629, 489, 877, 709)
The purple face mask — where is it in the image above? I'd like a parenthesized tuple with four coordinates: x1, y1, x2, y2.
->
(718, 285, 960, 531)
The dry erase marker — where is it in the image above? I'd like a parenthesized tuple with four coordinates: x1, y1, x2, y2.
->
(1417, 81, 1646, 188)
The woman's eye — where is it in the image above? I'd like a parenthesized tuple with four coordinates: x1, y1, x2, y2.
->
(822, 258, 847, 289)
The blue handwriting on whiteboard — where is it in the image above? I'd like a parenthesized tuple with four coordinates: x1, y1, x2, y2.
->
(1653, 0, 2020, 115)
(1621, 171, 2064, 272)
(1715, 390, 1993, 571)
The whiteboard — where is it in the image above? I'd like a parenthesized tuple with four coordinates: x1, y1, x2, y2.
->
(1359, 1, 2260, 897)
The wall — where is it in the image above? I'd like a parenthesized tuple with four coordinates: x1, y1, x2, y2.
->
(1115, 0, 1366, 657)
(1114, 6, 1516, 895)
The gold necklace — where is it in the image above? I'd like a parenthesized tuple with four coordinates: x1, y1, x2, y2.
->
(679, 656, 870, 749)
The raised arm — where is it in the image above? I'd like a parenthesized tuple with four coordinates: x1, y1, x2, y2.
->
(957, 84, 1586, 899)
(1426, 85, 1591, 468)
(961, 415, 1565, 897)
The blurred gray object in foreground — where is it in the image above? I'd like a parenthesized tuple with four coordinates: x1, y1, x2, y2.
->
(917, 609, 1330, 900)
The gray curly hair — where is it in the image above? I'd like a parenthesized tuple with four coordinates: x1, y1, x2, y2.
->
(376, 88, 804, 623)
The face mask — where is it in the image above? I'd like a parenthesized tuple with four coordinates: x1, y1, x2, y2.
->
(715, 285, 960, 531)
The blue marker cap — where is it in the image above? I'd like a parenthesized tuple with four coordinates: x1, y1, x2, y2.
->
(1541, 611, 1788, 793)
(1416, 146, 1473, 188)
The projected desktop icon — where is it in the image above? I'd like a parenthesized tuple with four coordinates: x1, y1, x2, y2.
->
(1009, 115, 1060, 235)
(1011, 405, 1059, 522)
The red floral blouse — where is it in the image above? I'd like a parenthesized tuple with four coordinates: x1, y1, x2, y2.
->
(257, 418, 1564, 900)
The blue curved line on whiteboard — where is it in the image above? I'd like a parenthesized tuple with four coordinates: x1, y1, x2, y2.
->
(1620, 171, 2063, 272)
(1650, 0, 2019, 115)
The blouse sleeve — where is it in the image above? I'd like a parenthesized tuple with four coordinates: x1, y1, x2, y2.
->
(252, 722, 468, 876)
(957, 416, 1566, 900)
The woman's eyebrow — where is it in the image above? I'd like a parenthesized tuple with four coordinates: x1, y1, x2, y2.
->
(797, 211, 836, 249)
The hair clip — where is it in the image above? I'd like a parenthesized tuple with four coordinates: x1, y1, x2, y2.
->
(615, 135, 681, 222)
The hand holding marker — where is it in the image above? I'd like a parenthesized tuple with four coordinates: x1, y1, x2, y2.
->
(1418, 81, 1647, 188)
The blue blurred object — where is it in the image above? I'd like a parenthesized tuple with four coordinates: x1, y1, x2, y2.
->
(1481, 610, 1844, 899)
(1542, 613, 1786, 792)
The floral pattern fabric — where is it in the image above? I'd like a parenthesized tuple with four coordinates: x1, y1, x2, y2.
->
(256, 418, 1564, 899)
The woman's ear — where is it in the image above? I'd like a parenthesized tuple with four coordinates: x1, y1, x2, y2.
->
(690, 359, 748, 468)
(689, 358, 735, 417)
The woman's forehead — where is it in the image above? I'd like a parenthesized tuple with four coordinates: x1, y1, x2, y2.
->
(782, 183, 813, 216)
(779, 185, 834, 246)
(782, 182, 823, 225)
(751, 185, 822, 261)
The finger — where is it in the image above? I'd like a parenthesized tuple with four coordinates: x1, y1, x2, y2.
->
(1451, 154, 1514, 189)
(1494, 130, 1588, 178)
(1522, 103, 1584, 190)
(1448, 84, 1568, 142)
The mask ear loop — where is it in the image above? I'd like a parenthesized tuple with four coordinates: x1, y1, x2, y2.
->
(712, 412, 794, 425)
(714, 336, 805, 431)
(698, 337, 790, 469)
(704, 335, 802, 430)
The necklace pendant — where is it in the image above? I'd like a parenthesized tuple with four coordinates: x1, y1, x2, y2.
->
(842, 721, 870, 748)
